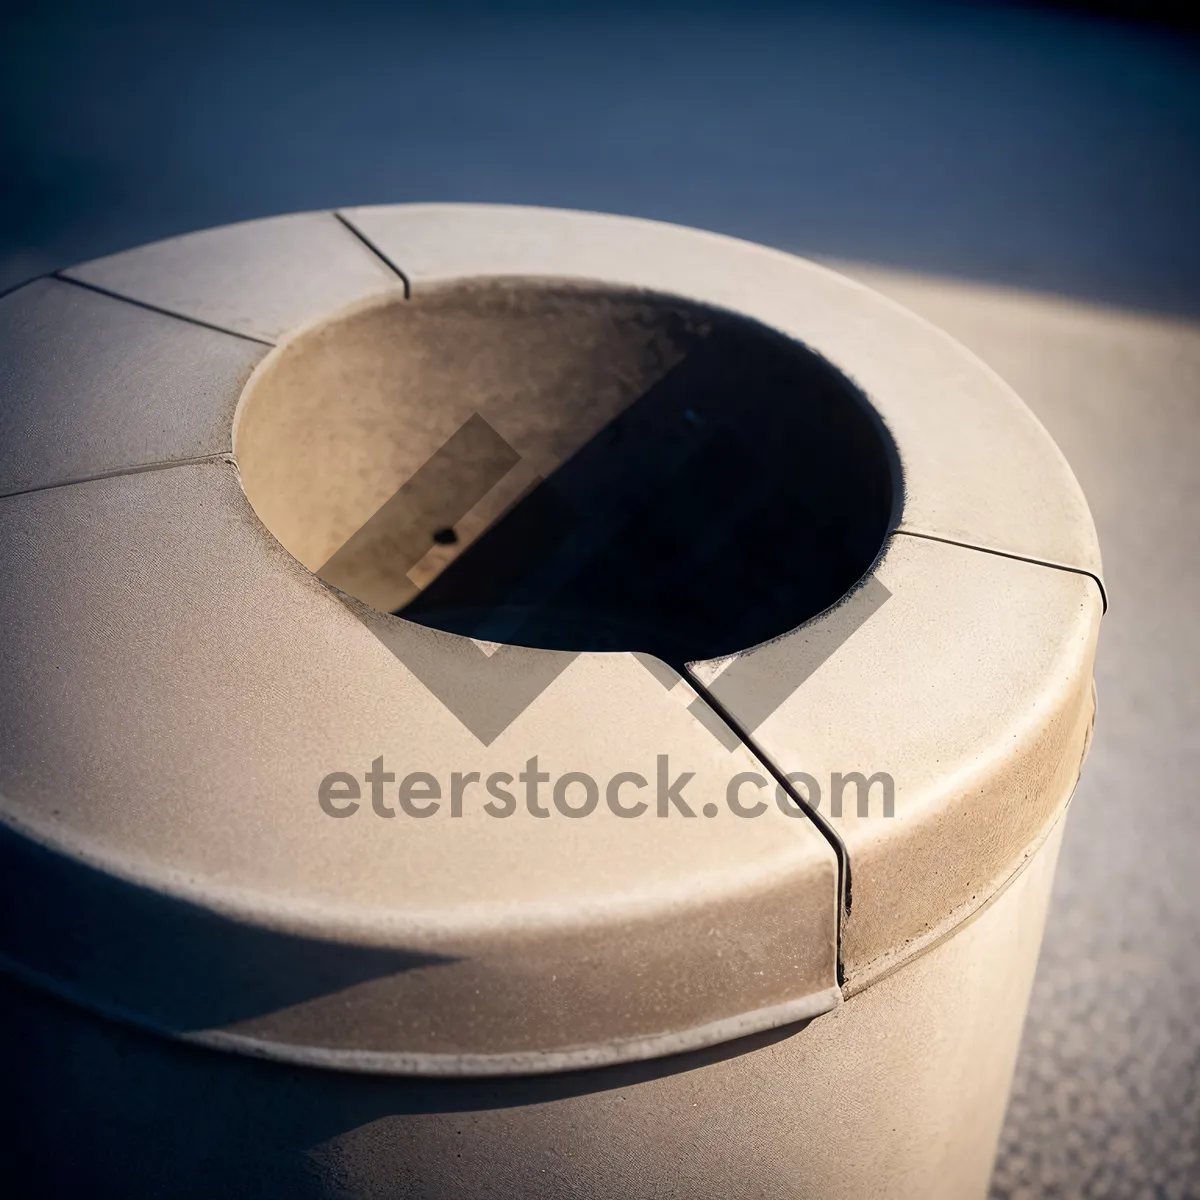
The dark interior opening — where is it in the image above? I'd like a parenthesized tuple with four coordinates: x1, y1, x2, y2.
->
(394, 292, 900, 670)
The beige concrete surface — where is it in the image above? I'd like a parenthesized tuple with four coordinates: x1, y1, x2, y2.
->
(0, 794, 1068, 1200)
(0, 460, 839, 1070)
(693, 532, 1100, 988)
(64, 211, 404, 343)
(0, 277, 265, 495)
(830, 262, 1200, 1198)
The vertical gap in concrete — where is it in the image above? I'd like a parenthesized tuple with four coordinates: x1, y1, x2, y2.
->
(689, 676, 851, 988)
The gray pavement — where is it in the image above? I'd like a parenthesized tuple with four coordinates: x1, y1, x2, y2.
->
(2, 2, 1198, 1195)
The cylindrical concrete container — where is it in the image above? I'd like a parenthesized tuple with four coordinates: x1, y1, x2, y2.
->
(0, 206, 1104, 1198)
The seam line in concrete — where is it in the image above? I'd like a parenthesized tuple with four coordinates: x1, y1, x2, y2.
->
(333, 210, 412, 298)
(52, 273, 275, 346)
(0, 454, 234, 502)
(895, 527, 1108, 611)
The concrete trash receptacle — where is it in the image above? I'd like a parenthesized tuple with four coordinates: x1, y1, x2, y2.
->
(0, 205, 1104, 1198)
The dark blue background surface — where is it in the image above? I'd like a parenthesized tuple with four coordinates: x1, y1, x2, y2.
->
(3, 1, 1198, 314)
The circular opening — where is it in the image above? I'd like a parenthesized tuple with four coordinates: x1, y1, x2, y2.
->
(235, 280, 899, 670)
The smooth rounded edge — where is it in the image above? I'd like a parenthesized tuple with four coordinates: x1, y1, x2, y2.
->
(0, 949, 841, 1078)
(191, 988, 843, 1077)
